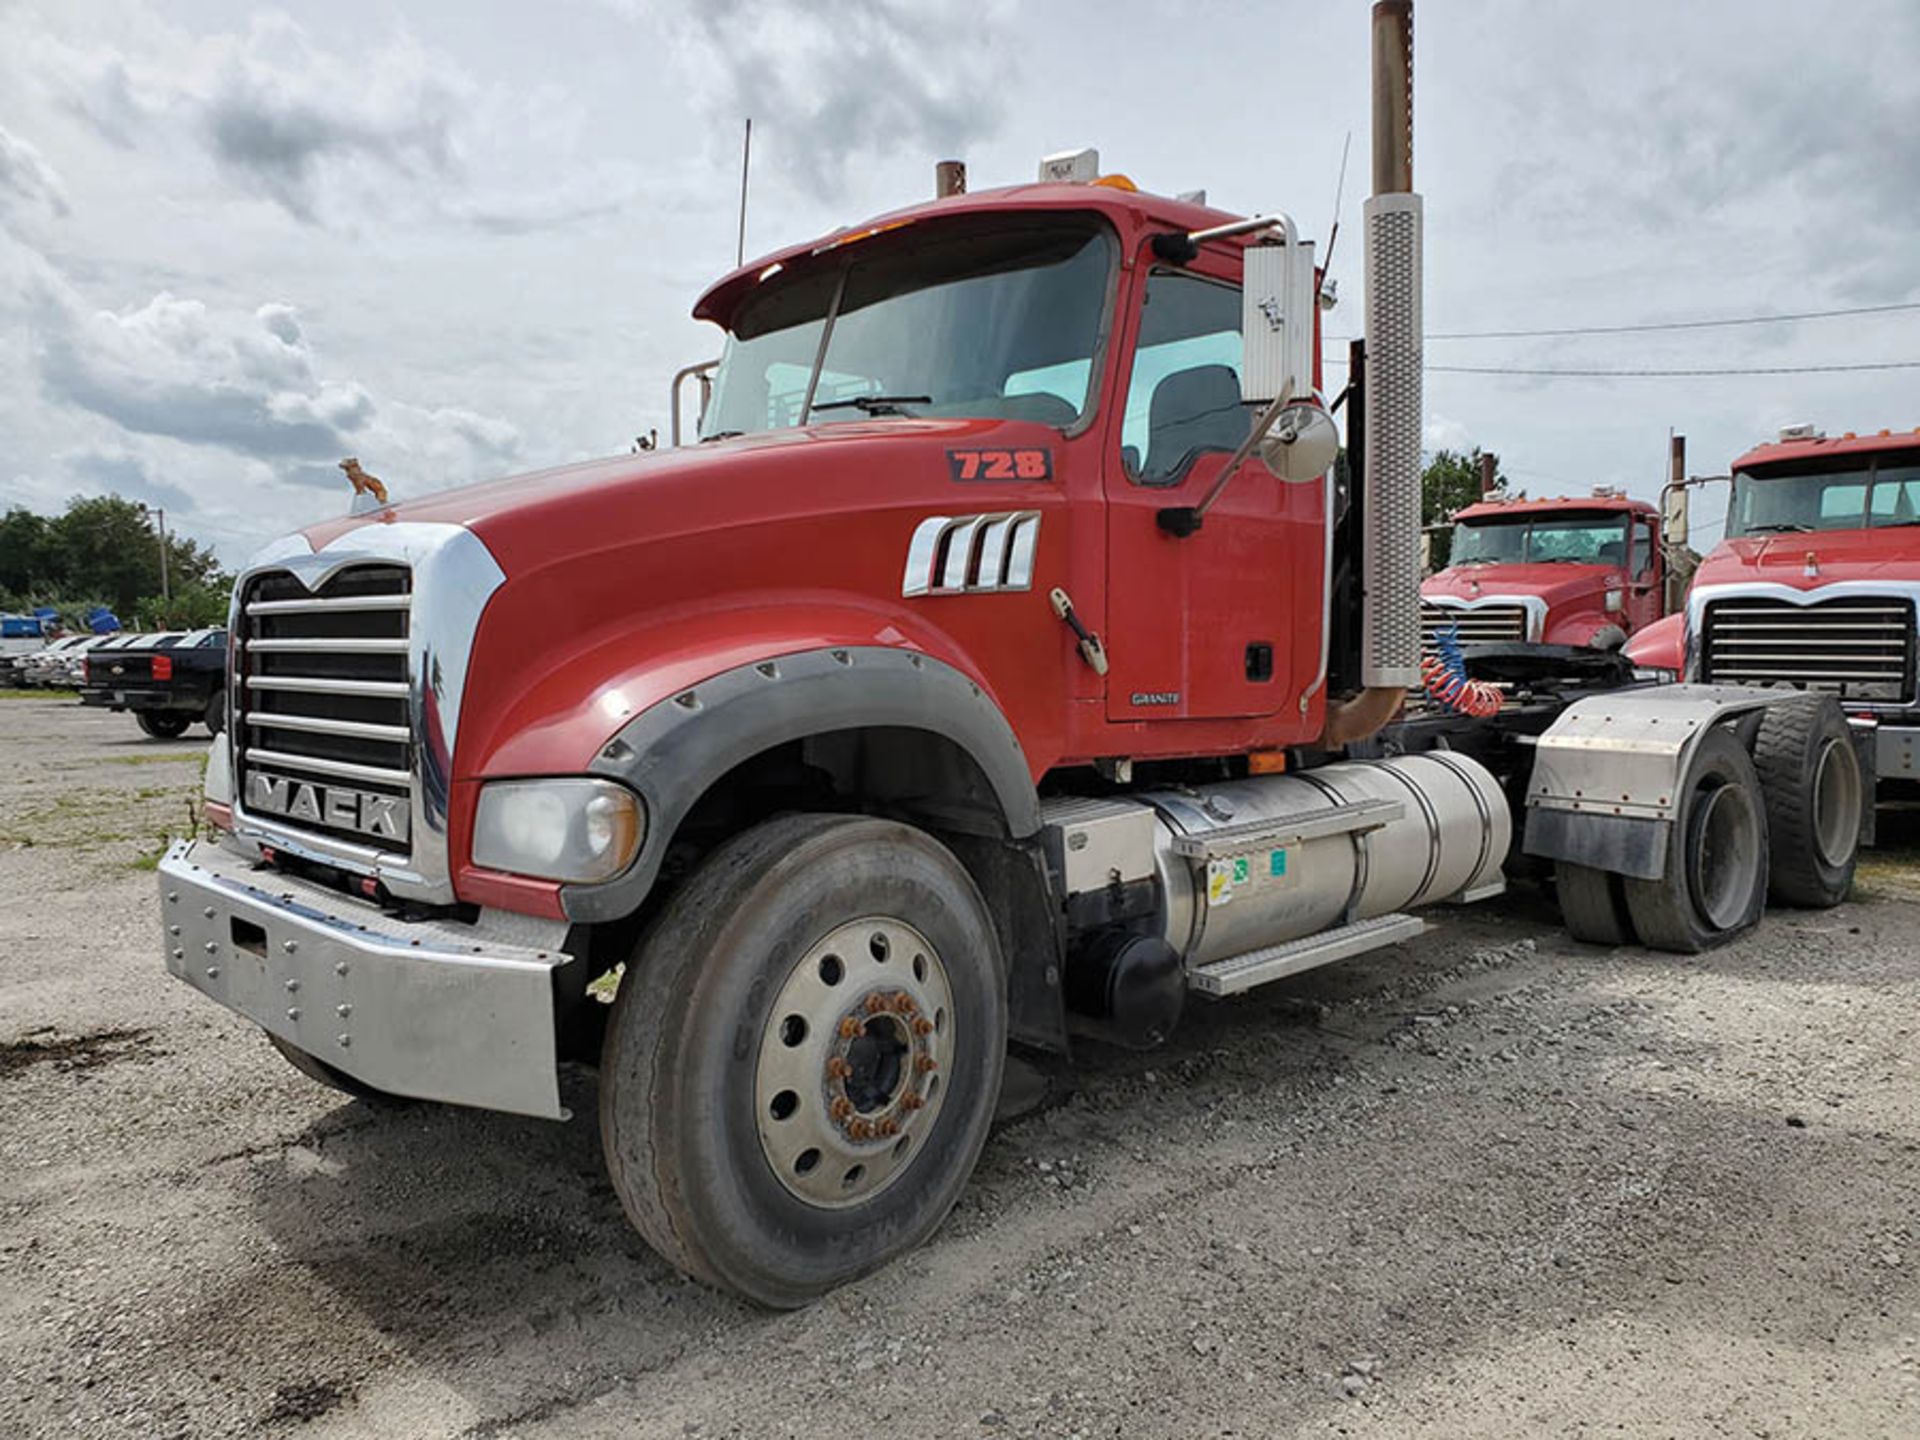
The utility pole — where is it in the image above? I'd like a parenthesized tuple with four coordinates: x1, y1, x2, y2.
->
(141, 504, 171, 604)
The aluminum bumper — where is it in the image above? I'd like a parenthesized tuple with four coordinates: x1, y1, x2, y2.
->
(159, 838, 573, 1118)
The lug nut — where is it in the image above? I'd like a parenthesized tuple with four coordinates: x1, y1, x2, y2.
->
(893, 992, 917, 1014)
(864, 993, 888, 1015)
(877, 1118, 899, 1137)
(912, 1017, 934, 1036)
(916, 1055, 938, 1074)
(902, 1092, 925, 1111)
(829, 1097, 854, 1122)
(826, 1056, 852, 1080)
(838, 1016, 862, 1039)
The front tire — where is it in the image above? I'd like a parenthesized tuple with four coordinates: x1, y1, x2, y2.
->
(136, 710, 191, 739)
(266, 1033, 400, 1102)
(599, 814, 1007, 1308)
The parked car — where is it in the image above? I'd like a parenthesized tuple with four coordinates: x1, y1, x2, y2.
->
(15, 634, 94, 688)
(80, 629, 228, 737)
(2, 614, 53, 676)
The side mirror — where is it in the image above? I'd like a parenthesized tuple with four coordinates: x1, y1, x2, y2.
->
(1240, 234, 1316, 406)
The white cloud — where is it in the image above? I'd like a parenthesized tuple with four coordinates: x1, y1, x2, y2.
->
(0, 126, 70, 219)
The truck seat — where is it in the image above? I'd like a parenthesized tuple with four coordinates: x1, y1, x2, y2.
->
(1143, 365, 1248, 482)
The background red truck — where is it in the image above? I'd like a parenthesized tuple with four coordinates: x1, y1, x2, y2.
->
(1421, 490, 1666, 651)
(1627, 424, 1920, 793)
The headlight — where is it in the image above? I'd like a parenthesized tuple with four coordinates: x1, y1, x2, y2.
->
(472, 778, 644, 883)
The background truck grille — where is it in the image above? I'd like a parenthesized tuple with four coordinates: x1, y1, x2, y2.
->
(1701, 595, 1916, 702)
(1420, 601, 1529, 647)
(237, 564, 413, 853)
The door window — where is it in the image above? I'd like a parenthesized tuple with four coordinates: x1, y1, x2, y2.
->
(1122, 271, 1247, 485)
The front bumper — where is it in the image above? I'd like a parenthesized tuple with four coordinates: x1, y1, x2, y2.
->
(159, 839, 574, 1118)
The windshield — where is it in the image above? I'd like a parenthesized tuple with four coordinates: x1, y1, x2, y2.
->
(700, 218, 1113, 439)
(1450, 512, 1630, 566)
(1727, 457, 1920, 536)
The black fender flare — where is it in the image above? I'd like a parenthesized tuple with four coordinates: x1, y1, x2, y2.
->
(563, 645, 1041, 924)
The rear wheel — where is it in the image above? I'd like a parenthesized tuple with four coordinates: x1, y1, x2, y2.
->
(203, 690, 226, 735)
(1623, 727, 1768, 953)
(1555, 861, 1635, 945)
(599, 814, 1007, 1308)
(136, 710, 191, 739)
(1752, 695, 1861, 908)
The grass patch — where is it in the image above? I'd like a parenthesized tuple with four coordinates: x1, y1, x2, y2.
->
(0, 688, 78, 700)
(96, 750, 204, 766)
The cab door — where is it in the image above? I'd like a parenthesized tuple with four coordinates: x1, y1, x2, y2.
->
(1102, 259, 1323, 722)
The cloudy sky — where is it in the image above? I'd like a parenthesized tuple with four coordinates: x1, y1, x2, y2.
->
(2, 0, 1916, 563)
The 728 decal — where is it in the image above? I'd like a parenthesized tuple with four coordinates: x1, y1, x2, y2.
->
(947, 447, 1053, 482)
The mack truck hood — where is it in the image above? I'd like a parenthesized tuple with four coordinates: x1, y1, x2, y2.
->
(300, 418, 1026, 575)
(1692, 527, 1920, 591)
(1421, 563, 1622, 609)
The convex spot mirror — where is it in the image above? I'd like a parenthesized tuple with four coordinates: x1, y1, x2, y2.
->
(1257, 401, 1339, 482)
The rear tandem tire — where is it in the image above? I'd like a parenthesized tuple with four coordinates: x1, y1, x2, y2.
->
(1555, 862, 1636, 945)
(135, 710, 191, 739)
(1622, 727, 1769, 954)
(598, 813, 1007, 1308)
(1751, 695, 1862, 908)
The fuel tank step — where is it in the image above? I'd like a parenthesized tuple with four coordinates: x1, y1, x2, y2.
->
(1186, 912, 1426, 997)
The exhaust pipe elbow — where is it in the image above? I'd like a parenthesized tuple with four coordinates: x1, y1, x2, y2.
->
(1319, 685, 1407, 749)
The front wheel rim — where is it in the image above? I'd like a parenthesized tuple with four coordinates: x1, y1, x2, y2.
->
(754, 916, 955, 1209)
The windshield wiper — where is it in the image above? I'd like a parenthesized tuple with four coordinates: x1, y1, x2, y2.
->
(811, 394, 932, 417)
(1742, 522, 1813, 534)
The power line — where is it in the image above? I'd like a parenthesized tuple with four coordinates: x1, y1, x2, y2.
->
(1329, 298, 1920, 344)
(1320, 358, 1920, 377)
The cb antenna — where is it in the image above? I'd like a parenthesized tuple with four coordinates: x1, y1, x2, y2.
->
(735, 116, 753, 268)
(1323, 129, 1353, 274)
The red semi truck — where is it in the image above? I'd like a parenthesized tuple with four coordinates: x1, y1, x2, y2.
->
(1627, 424, 1919, 795)
(1422, 490, 1667, 651)
(157, 4, 1864, 1305)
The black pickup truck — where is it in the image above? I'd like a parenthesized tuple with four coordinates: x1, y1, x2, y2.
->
(81, 629, 228, 738)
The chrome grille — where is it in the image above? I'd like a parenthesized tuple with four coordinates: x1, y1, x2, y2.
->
(1701, 595, 1916, 702)
(1420, 601, 1528, 647)
(237, 564, 413, 853)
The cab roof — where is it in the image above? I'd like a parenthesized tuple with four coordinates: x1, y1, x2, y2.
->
(693, 181, 1243, 329)
(1453, 492, 1654, 521)
(1735, 427, 1920, 471)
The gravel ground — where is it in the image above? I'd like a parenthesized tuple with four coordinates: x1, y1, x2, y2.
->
(3, 694, 1919, 1439)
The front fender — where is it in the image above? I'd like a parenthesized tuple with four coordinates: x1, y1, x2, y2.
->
(1541, 609, 1618, 647)
(558, 645, 1041, 924)
(1622, 611, 1684, 672)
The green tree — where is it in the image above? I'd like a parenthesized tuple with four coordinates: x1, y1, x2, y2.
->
(1423, 448, 1505, 569)
(50, 496, 223, 616)
(0, 507, 60, 596)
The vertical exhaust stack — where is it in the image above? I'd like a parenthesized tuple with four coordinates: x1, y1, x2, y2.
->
(1324, 0, 1423, 746)
(935, 160, 967, 198)
(1361, 0, 1423, 692)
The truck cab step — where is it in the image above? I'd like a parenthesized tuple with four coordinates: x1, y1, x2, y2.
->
(1186, 912, 1427, 997)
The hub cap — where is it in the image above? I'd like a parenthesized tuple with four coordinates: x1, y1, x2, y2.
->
(755, 917, 954, 1208)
